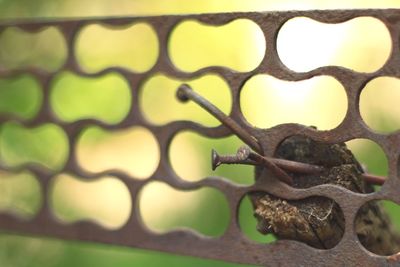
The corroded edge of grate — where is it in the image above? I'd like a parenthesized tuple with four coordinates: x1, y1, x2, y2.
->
(1, 9, 400, 266)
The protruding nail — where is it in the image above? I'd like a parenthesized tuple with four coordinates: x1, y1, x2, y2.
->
(212, 147, 385, 186)
(211, 148, 258, 171)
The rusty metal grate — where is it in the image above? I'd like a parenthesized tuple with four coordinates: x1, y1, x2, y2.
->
(1, 9, 400, 266)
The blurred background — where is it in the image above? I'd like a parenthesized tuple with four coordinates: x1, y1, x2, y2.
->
(1, 0, 400, 266)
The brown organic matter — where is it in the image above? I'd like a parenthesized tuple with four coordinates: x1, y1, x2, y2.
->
(251, 135, 400, 255)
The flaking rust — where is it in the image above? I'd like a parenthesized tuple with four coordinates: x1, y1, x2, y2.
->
(251, 135, 400, 255)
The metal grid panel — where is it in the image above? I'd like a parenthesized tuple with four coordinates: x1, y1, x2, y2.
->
(0, 9, 400, 266)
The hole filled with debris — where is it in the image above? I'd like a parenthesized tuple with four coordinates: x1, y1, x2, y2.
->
(249, 192, 343, 249)
(248, 135, 387, 249)
(356, 199, 400, 256)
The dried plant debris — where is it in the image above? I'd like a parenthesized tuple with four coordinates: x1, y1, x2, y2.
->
(251, 135, 400, 255)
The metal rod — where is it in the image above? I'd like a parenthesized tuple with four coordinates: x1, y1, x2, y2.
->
(212, 148, 386, 186)
(211, 149, 257, 170)
(177, 85, 296, 184)
(177, 84, 262, 154)
(361, 173, 385, 186)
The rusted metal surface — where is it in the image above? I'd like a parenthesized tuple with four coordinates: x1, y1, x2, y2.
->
(1, 9, 400, 266)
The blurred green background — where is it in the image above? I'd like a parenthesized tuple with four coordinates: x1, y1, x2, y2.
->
(1, 0, 400, 266)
